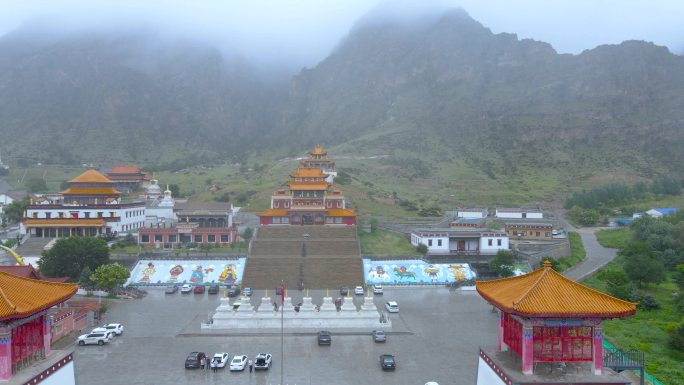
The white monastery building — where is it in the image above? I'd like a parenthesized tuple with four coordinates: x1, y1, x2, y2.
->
(494, 208, 543, 219)
(410, 228, 509, 255)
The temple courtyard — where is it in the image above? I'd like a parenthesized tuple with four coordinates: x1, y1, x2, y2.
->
(73, 287, 497, 385)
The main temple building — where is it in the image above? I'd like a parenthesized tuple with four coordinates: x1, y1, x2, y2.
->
(257, 147, 356, 225)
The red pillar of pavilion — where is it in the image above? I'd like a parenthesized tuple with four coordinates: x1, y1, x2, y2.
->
(477, 261, 636, 377)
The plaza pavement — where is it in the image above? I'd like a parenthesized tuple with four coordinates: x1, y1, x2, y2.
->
(73, 287, 498, 385)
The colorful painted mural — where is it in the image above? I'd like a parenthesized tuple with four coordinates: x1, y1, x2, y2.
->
(126, 258, 246, 286)
(363, 259, 476, 285)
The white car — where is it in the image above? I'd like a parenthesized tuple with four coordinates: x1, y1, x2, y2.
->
(254, 353, 272, 370)
(77, 332, 109, 346)
(373, 284, 383, 294)
(211, 352, 229, 369)
(385, 301, 399, 313)
(354, 286, 364, 295)
(90, 328, 115, 341)
(103, 323, 124, 335)
(229, 355, 248, 371)
(180, 284, 192, 293)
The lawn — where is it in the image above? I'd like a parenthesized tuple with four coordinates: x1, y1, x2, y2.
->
(557, 231, 586, 271)
(359, 229, 416, 256)
(596, 228, 633, 249)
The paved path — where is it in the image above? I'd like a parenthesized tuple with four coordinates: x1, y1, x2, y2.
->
(563, 229, 617, 282)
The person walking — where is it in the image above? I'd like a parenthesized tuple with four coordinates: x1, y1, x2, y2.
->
(200, 356, 206, 370)
(248, 359, 253, 373)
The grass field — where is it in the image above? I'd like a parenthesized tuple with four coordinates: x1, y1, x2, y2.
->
(557, 231, 586, 271)
(596, 228, 633, 249)
(359, 229, 416, 256)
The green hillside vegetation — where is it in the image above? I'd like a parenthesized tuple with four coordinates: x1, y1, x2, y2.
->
(359, 228, 416, 256)
(584, 213, 684, 385)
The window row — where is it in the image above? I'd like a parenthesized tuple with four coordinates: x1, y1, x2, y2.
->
(140, 234, 231, 243)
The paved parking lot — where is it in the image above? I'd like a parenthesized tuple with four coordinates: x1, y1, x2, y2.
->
(73, 287, 497, 385)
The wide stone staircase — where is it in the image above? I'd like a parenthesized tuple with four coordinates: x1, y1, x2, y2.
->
(242, 226, 363, 290)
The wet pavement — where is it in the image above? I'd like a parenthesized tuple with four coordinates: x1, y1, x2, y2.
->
(73, 287, 497, 385)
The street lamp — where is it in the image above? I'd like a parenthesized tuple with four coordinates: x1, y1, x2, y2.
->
(280, 280, 285, 385)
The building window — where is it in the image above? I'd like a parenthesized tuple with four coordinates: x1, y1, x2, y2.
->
(194, 234, 203, 243)
(110, 212, 115, 217)
(59, 212, 64, 218)
(283, 217, 289, 224)
(273, 217, 281, 224)
(335, 217, 343, 224)
(488, 239, 493, 246)
(497, 239, 502, 246)
(141, 234, 150, 243)
(84, 212, 90, 218)
(45, 212, 51, 219)
(274, 201, 279, 208)
(545, 232, 551, 237)
(208, 234, 216, 243)
(437, 239, 442, 247)
(536, 232, 540, 236)
(220, 234, 229, 242)
(428, 239, 433, 247)
(168, 234, 177, 243)
(32, 212, 37, 218)
(154, 234, 163, 242)
(97, 212, 103, 218)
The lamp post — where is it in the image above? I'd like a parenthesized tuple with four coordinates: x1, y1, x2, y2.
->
(280, 280, 284, 385)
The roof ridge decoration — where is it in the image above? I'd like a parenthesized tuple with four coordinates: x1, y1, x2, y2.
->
(511, 263, 552, 307)
(0, 285, 16, 311)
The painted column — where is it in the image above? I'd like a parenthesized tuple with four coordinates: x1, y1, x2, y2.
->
(0, 325, 12, 381)
(497, 310, 504, 351)
(521, 321, 534, 375)
(43, 315, 52, 357)
(592, 322, 603, 375)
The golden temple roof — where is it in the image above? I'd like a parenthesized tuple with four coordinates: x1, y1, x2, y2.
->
(288, 182, 330, 191)
(61, 187, 121, 195)
(256, 209, 289, 217)
(68, 169, 114, 184)
(0, 271, 78, 321)
(309, 146, 326, 155)
(290, 168, 327, 178)
(24, 219, 107, 227)
(476, 262, 637, 318)
(327, 209, 357, 217)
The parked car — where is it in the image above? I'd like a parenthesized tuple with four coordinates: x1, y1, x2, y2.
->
(103, 323, 124, 335)
(354, 286, 364, 295)
(340, 286, 349, 296)
(211, 352, 229, 369)
(385, 301, 399, 313)
(77, 333, 109, 346)
(380, 354, 396, 370)
(185, 352, 207, 369)
(372, 330, 386, 342)
(243, 287, 253, 296)
(193, 285, 205, 294)
(227, 286, 240, 297)
(90, 328, 115, 341)
(254, 353, 272, 370)
(229, 355, 248, 371)
(165, 285, 178, 294)
(373, 284, 383, 294)
(208, 285, 220, 295)
(180, 284, 192, 294)
(317, 331, 331, 345)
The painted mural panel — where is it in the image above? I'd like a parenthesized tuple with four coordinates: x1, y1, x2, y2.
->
(363, 259, 476, 285)
(126, 258, 246, 286)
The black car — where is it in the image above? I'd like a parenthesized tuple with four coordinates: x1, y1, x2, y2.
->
(208, 285, 220, 295)
(227, 286, 240, 297)
(340, 286, 349, 296)
(380, 354, 396, 370)
(317, 331, 331, 345)
(185, 352, 207, 369)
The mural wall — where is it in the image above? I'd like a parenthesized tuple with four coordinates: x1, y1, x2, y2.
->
(126, 258, 246, 286)
(363, 259, 477, 285)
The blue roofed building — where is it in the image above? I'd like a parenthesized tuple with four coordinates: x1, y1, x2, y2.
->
(645, 207, 679, 218)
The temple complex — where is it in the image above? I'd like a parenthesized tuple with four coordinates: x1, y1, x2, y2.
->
(0, 271, 78, 382)
(21, 169, 146, 237)
(105, 165, 150, 193)
(475, 261, 637, 385)
(258, 147, 356, 225)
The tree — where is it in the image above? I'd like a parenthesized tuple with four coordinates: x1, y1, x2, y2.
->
(597, 269, 632, 300)
(490, 250, 516, 278)
(199, 243, 213, 256)
(79, 266, 94, 288)
(242, 227, 253, 243)
(24, 177, 47, 193)
(673, 264, 684, 291)
(39, 237, 110, 280)
(670, 321, 684, 352)
(2, 198, 28, 223)
(168, 184, 180, 197)
(621, 242, 666, 287)
(369, 218, 379, 233)
(415, 243, 428, 257)
(90, 263, 130, 291)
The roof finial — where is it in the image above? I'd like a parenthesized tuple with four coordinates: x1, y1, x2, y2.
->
(543, 260, 553, 268)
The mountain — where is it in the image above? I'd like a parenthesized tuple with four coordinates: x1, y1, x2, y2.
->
(1, 9, 683, 206)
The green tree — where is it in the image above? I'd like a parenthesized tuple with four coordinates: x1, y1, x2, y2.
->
(2, 198, 28, 223)
(490, 250, 515, 278)
(24, 177, 47, 193)
(597, 269, 632, 300)
(415, 243, 428, 257)
(79, 266, 94, 287)
(567, 206, 600, 226)
(242, 227, 253, 243)
(90, 263, 130, 291)
(670, 321, 684, 352)
(673, 264, 684, 291)
(199, 243, 213, 256)
(39, 237, 110, 280)
(369, 218, 379, 233)
(168, 184, 180, 197)
(621, 242, 666, 287)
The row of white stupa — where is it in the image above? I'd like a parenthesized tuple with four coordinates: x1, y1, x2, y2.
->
(203, 293, 391, 329)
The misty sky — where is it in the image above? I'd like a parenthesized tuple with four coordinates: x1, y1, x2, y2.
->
(1, 0, 682, 68)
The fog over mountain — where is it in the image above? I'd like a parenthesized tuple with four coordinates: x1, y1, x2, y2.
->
(0, 2, 683, 185)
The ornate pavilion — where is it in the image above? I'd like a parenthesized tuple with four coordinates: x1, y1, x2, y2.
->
(475, 261, 637, 385)
(257, 147, 356, 226)
(0, 271, 77, 382)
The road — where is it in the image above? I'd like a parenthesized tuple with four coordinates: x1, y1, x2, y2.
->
(563, 229, 617, 282)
